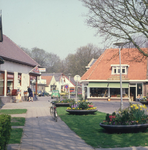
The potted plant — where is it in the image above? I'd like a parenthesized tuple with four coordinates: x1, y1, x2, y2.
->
(66, 100, 97, 115)
(100, 103, 148, 133)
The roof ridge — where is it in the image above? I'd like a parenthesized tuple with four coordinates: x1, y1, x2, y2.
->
(86, 49, 109, 80)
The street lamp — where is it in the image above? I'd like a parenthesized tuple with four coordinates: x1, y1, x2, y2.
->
(68, 73, 71, 99)
(113, 42, 128, 110)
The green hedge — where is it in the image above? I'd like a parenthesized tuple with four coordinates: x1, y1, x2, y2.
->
(0, 114, 11, 150)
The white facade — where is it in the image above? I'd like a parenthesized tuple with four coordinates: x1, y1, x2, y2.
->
(1, 60, 34, 98)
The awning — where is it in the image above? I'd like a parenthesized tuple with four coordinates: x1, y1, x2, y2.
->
(108, 83, 129, 88)
(88, 82, 108, 88)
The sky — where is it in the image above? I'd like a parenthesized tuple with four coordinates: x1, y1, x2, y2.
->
(0, 0, 104, 60)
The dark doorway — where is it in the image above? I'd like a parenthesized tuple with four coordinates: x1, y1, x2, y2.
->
(130, 87, 136, 101)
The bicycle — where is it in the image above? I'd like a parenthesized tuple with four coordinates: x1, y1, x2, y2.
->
(50, 101, 58, 122)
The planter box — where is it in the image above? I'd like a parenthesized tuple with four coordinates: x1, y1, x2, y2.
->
(100, 123, 148, 133)
(66, 109, 97, 115)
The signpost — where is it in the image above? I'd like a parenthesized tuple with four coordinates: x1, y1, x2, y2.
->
(74, 75, 81, 101)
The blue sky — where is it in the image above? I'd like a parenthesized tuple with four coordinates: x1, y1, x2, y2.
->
(0, 0, 104, 59)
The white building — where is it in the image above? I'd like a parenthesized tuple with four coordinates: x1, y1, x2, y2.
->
(0, 35, 40, 104)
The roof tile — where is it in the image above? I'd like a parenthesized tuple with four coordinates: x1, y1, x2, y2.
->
(81, 48, 148, 80)
(0, 35, 39, 66)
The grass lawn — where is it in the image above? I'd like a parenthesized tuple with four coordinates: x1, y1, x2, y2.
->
(11, 117, 25, 126)
(0, 109, 27, 114)
(57, 107, 148, 148)
(8, 128, 23, 144)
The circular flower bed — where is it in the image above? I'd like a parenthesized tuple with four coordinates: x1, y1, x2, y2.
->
(100, 103, 148, 133)
(52, 99, 75, 107)
(66, 100, 97, 115)
(140, 96, 148, 105)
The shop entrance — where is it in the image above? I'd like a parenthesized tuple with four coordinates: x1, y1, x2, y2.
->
(130, 87, 136, 101)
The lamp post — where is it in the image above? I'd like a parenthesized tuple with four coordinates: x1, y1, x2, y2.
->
(113, 42, 127, 110)
(68, 73, 71, 99)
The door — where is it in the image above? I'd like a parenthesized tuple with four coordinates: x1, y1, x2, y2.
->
(130, 87, 136, 101)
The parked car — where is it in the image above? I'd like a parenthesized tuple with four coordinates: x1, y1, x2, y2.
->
(44, 92, 49, 96)
(60, 92, 68, 96)
(38, 91, 49, 97)
(51, 90, 60, 99)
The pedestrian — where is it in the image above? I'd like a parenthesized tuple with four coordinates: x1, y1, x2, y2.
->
(27, 86, 33, 102)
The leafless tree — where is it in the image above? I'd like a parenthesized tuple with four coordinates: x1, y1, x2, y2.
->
(81, 0, 148, 56)
(21, 47, 62, 73)
(63, 44, 103, 76)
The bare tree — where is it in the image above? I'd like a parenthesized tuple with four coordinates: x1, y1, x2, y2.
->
(81, 0, 148, 56)
(64, 44, 103, 76)
(21, 47, 62, 73)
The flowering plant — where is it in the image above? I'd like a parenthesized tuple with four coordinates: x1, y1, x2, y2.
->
(67, 100, 97, 110)
(103, 103, 148, 125)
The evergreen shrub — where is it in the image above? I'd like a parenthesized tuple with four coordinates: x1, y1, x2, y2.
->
(0, 114, 11, 150)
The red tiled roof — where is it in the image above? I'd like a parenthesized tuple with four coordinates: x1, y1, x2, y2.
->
(81, 48, 148, 80)
(41, 76, 53, 85)
(0, 35, 39, 67)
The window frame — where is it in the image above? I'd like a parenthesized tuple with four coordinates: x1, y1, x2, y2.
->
(111, 65, 129, 75)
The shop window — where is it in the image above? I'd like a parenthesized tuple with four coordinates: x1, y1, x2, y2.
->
(0, 72, 4, 96)
(90, 88, 108, 97)
(110, 88, 128, 97)
(7, 73, 14, 95)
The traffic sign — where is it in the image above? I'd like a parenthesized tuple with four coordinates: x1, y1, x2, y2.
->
(65, 85, 68, 89)
(74, 75, 81, 82)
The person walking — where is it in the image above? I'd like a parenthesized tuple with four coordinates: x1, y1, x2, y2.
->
(27, 86, 33, 102)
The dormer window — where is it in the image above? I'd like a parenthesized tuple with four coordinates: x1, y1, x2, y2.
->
(111, 64, 129, 75)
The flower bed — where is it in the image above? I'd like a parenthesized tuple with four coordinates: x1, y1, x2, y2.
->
(100, 103, 148, 133)
(66, 100, 97, 115)
(140, 96, 148, 105)
(52, 99, 75, 107)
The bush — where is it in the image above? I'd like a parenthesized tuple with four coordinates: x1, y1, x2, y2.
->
(0, 114, 11, 150)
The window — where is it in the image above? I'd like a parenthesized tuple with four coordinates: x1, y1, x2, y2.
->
(111, 65, 129, 75)
(122, 68, 125, 73)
